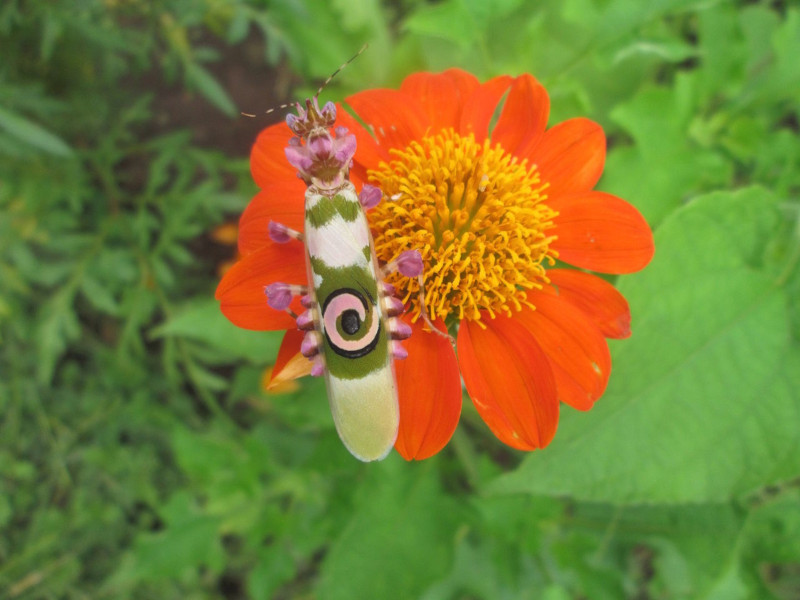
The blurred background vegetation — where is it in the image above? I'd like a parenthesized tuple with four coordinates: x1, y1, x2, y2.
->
(1, 0, 799, 598)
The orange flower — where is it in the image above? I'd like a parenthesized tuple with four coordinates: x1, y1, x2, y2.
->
(216, 69, 654, 460)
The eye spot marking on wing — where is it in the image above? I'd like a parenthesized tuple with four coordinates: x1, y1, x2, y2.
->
(322, 288, 381, 358)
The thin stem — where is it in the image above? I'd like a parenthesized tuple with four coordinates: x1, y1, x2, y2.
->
(450, 425, 481, 490)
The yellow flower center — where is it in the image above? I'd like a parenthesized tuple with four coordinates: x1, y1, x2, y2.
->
(368, 128, 558, 325)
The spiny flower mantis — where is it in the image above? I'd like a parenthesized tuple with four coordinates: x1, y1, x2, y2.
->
(262, 54, 423, 461)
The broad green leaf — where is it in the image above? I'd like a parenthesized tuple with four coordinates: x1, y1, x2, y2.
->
(746, 7, 800, 110)
(739, 5, 781, 76)
(117, 492, 225, 582)
(561, 0, 705, 36)
(420, 494, 563, 599)
(331, 0, 389, 31)
(589, 503, 748, 600)
(604, 73, 731, 225)
(695, 3, 746, 99)
(555, 0, 715, 79)
(151, 299, 283, 363)
(462, 0, 524, 23)
(784, 205, 800, 341)
(490, 188, 798, 504)
(256, 1, 385, 83)
(701, 562, 749, 600)
(172, 426, 267, 493)
(247, 545, 296, 600)
(752, 128, 800, 198)
(0, 106, 73, 156)
(771, 9, 800, 99)
(549, 531, 626, 600)
(741, 490, 800, 599)
(404, 0, 477, 49)
(420, 536, 543, 600)
(318, 457, 460, 600)
(542, 586, 572, 600)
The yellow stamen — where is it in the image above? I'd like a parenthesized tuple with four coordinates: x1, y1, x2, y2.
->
(368, 128, 558, 324)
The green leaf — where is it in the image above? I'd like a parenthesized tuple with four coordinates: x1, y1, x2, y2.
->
(420, 536, 542, 600)
(604, 73, 732, 226)
(172, 426, 266, 493)
(248, 545, 296, 600)
(0, 492, 11, 529)
(741, 490, 800, 599)
(694, 3, 746, 99)
(40, 12, 64, 61)
(0, 106, 74, 157)
(598, 503, 747, 599)
(151, 299, 283, 363)
(748, 7, 800, 109)
(185, 359, 229, 392)
(119, 492, 225, 581)
(185, 62, 237, 117)
(318, 457, 460, 599)
(404, 0, 477, 49)
(80, 275, 121, 316)
(36, 288, 81, 383)
(490, 188, 799, 504)
(421, 494, 563, 598)
(226, 8, 251, 44)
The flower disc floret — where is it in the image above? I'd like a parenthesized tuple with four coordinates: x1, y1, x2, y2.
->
(369, 128, 558, 324)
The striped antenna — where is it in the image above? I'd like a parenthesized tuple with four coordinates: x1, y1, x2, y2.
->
(313, 43, 369, 100)
(242, 44, 369, 118)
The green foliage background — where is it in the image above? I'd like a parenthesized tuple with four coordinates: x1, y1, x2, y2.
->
(2, 0, 799, 598)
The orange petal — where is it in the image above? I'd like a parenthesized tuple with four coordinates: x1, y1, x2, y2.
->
(349, 170, 368, 191)
(400, 69, 480, 132)
(335, 103, 390, 180)
(250, 122, 298, 188)
(549, 191, 655, 274)
(215, 242, 306, 330)
(261, 365, 300, 394)
(547, 269, 631, 339)
(344, 89, 429, 154)
(268, 329, 312, 389)
(492, 74, 550, 157)
(238, 183, 306, 255)
(529, 117, 605, 197)
(519, 290, 611, 411)
(394, 319, 462, 461)
(459, 75, 512, 143)
(457, 316, 559, 450)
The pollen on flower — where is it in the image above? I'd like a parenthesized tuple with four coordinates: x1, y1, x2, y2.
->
(368, 128, 558, 325)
